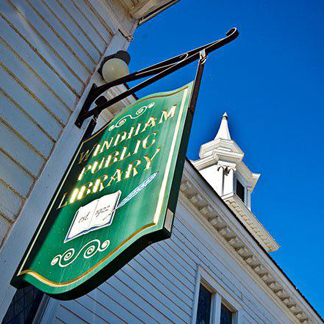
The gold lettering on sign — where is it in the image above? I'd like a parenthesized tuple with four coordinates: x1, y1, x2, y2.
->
(120, 146, 131, 161)
(105, 150, 120, 168)
(114, 132, 127, 147)
(78, 165, 91, 181)
(58, 102, 180, 209)
(132, 140, 141, 155)
(78, 144, 99, 164)
(159, 105, 176, 124)
(142, 132, 157, 149)
(99, 137, 114, 154)
(141, 117, 157, 133)
(93, 175, 109, 193)
(124, 159, 141, 179)
(144, 147, 161, 170)
(77, 181, 93, 200)
(107, 169, 123, 186)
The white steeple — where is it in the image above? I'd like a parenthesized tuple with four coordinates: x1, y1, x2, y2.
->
(215, 113, 231, 140)
(192, 113, 279, 252)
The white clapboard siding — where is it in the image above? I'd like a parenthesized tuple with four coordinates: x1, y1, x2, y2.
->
(0, 217, 11, 249)
(174, 215, 269, 323)
(55, 304, 90, 324)
(27, 0, 97, 67)
(66, 298, 121, 324)
(0, 181, 23, 222)
(89, 287, 149, 324)
(0, 1, 82, 94)
(0, 55, 71, 128)
(130, 257, 192, 310)
(53, 227, 196, 323)
(0, 91, 55, 158)
(0, 0, 116, 245)
(69, 0, 114, 42)
(34, 0, 102, 62)
(53, 223, 197, 323)
(151, 242, 196, 281)
(92, 284, 159, 324)
(139, 246, 194, 299)
(0, 151, 34, 198)
(119, 267, 191, 322)
(87, 0, 120, 35)
(98, 278, 169, 324)
(135, 252, 194, 308)
(54, 319, 67, 324)
(52, 199, 297, 324)
(0, 121, 45, 177)
(174, 207, 290, 324)
(9, 1, 90, 80)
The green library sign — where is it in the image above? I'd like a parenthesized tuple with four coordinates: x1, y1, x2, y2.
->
(12, 83, 193, 299)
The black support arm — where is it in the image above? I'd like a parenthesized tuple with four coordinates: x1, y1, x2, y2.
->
(75, 27, 238, 128)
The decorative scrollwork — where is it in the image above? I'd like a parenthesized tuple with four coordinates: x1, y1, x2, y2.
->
(51, 239, 110, 268)
(109, 102, 155, 131)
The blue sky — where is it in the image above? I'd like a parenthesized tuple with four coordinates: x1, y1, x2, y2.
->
(128, 0, 324, 317)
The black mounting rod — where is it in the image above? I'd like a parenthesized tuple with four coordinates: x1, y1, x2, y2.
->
(75, 27, 239, 128)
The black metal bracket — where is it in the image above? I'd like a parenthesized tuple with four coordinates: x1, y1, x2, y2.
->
(75, 27, 239, 128)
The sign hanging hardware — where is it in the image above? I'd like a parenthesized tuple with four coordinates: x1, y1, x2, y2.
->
(75, 28, 239, 130)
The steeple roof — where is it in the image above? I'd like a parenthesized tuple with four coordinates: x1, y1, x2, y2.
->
(195, 113, 260, 193)
(215, 112, 231, 140)
(192, 112, 277, 252)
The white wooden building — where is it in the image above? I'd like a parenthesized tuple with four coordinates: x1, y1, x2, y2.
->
(0, 1, 322, 324)
(25, 114, 321, 324)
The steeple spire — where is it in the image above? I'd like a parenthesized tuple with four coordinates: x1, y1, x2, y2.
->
(215, 112, 231, 140)
(193, 112, 278, 252)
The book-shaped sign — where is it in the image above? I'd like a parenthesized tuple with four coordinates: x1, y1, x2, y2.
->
(65, 191, 121, 242)
(12, 83, 193, 299)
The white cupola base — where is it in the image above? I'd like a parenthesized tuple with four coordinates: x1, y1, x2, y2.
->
(192, 113, 279, 252)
